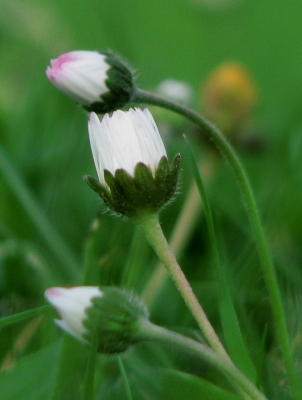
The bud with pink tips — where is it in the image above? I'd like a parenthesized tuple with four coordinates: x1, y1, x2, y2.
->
(45, 286, 149, 354)
(46, 51, 134, 113)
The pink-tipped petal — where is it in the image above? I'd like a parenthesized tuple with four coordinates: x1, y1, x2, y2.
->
(46, 51, 109, 104)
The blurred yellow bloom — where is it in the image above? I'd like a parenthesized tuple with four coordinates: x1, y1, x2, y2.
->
(202, 62, 257, 138)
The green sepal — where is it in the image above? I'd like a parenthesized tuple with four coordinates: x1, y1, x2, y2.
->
(83, 175, 114, 210)
(85, 155, 181, 218)
(104, 170, 123, 201)
(83, 287, 148, 354)
(105, 168, 140, 216)
(135, 162, 157, 196)
(84, 52, 135, 114)
(155, 154, 181, 207)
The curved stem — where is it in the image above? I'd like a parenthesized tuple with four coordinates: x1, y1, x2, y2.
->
(139, 320, 267, 400)
(133, 88, 301, 399)
(135, 212, 228, 359)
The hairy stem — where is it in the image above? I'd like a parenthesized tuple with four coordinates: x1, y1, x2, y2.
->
(135, 212, 228, 359)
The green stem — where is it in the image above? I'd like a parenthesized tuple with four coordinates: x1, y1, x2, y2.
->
(141, 173, 202, 307)
(139, 320, 266, 400)
(134, 88, 301, 398)
(137, 213, 251, 398)
(141, 153, 217, 308)
(135, 212, 228, 359)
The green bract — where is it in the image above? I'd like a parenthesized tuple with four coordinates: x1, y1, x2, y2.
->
(84, 52, 135, 114)
(83, 287, 149, 354)
(84, 154, 180, 218)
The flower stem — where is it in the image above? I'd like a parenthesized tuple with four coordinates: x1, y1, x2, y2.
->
(135, 212, 228, 359)
(141, 183, 200, 307)
(141, 153, 216, 308)
(133, 88, 302, 399)
(139, 320, 267, 400)
(137, 213, 252, 398)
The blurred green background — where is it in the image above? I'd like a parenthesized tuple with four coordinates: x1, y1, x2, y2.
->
(1, 0, 302, 399)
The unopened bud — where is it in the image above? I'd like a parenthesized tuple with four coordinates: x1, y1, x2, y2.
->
(46, 51, 134, 113)
(45, 286, 149, 354)
(84, 108, 180, 218)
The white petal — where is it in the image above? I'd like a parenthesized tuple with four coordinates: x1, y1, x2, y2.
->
(45, 286, 102, 340)
(87, 107, 168, 185)
(130, 108, 167, 174)
(106, 110, 144, 175)
(88, 113, 107, 184)
(46, 51, 109, 105)
(54, 319, 89, 343)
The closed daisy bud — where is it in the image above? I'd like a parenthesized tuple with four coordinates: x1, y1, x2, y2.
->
(84, 108, 180, 218)
(45, 286, 149, 354)
(45, 286, 102, 343)
(46, 51, 134, 113)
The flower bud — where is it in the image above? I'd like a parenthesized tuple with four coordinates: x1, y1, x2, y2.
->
(45, 286, 102, 343)
(84, 108, 180, 218)
(45, 286, 149, 354)
(46, 51, 134, 113)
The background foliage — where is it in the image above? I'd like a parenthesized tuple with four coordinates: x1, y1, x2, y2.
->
(1, 0, 302, 399)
